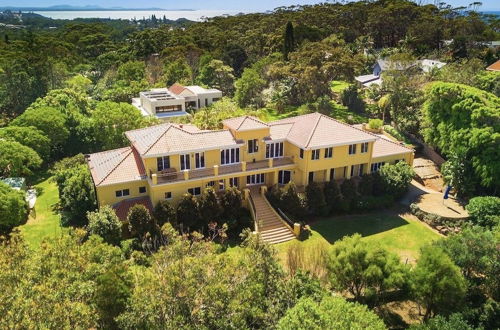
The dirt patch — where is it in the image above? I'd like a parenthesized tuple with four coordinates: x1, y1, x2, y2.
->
(413, 157, 444, 192)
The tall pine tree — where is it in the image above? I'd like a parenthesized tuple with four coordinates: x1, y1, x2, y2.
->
(283, 21, 295, 60)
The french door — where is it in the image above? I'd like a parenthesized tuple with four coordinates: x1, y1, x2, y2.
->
(278, 170, 291, 185)
(247, 173, 265, 185)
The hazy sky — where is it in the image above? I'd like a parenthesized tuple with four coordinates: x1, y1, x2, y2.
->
(3, 0, 499, 11)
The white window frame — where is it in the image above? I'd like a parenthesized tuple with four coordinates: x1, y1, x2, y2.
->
(311, 149, 320, 160)
(325, 147, 333, 158)
(157, 156, 170, 171)
(221, 147, 240, 165)
(266, 142, 284, 159)
(165, 192, 172, 200)
(115, 189, 130, 198)
(278, 170, 291, 185)
(371, 162, 385, 172)
(229, 177, 239, 187)
(188, 187, 201, 196)
(248, 139, 258, 154)
(195, 152, 205, 169)
(348, 144, 357, 155)
(180, 153, 191, 170)
(246, 173, 265, 185)
(361, 142, 369, 153)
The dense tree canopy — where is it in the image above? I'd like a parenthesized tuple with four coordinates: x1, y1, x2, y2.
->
(0, 182, 28, 234)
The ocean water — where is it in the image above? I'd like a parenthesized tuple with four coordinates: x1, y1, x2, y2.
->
(32, 10, 243, 21)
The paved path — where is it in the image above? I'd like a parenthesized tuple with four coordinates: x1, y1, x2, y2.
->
(400, 180, 438, 206)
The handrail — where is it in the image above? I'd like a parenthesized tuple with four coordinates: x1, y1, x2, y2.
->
(277, 208, 295, 228)
(248, 192, 259, 232)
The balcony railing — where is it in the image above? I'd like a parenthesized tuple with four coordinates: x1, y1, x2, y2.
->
(150, 156, 295, 185)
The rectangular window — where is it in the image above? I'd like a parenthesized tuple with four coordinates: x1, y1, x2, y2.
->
(370, 162, 385, 172)
(180, 154, 191, 170)
(218, 179, 225, 191)
(188, 187, 201, 196)
(325, 147, 333, 158)
(229, 177, 239, 187)
(361, 142, 369, 153)
(265, 142, 284, 158)
(248, 139, 258, 153)
(139, 186, 146, 194)
(308, 172, 314, 184)
(195, 152, 205, 169)
(165, 192, 172, 200)
(311, 149, 320, 160)
(299, 149, 304, 159)
(221, 147, 240, 165)
(348, 144, 357, 155)
(206, 181, 215, 187)
(115, 189, 130, 198)
(351, 165, 355, 177)
(247, 173, 265, 185)
(278, 171, 291, 185)
(329, 168, 335, 181)
(359, 164, 364, 176)
(157, 156, 170, 171)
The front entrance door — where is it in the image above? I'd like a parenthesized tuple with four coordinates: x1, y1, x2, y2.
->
(278, 170, 291, 185)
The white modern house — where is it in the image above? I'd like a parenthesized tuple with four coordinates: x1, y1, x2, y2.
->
(355, 58, 446, 87)
(132, 84, 222, 120)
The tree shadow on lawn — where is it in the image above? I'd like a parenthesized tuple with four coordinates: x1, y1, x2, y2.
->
(310, 213, 410, 244)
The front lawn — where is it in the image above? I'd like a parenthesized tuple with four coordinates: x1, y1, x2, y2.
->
(276, 209, 441, 264)
(19, 173, 64, 248)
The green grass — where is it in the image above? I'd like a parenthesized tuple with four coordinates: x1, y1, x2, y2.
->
(19, 173, 65, 248)
(330, 101, 369, 124)
(331, 80, 350, 94)
(276, 210, 441, 263)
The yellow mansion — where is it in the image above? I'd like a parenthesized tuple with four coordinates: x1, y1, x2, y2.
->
(87, 112, 414, 219)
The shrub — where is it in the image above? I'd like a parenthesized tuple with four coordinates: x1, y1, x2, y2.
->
(341, 84, 365, 113)
(0, 181, 29, 234)
(368, 118, 383, 130)
(340, 179, 357, 211)
(127, 204, 156, 239)
(176, 194, 201, 232)
(377, 161, 414, 198)
(323, 180, 342, 214)
(466, 196, 500, 229)
(153, 200, 177, 228)
(357, 174, 375, 196)
(280, 182, 307, 219)
(199, 188, 222, 223)
(87, 206, 122, 245)
(306, 182, 328, 216)
(220, 187, 242, 220)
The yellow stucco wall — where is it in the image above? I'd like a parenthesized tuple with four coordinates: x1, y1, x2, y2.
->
(95, 126, 414, 208)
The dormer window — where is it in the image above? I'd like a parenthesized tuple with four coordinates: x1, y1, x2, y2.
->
(248, 139, 258, 153)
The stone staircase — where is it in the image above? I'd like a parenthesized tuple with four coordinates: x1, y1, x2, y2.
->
(249, 187, 296, 244)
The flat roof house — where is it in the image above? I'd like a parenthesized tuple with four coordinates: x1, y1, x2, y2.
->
(132, 84, 222, 120)
(87, 112, 414, 243)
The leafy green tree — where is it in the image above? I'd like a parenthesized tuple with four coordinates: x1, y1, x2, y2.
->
(9, 106, 69, 153)
(341, 84, 365, 113)
(54, 163, 97, 227)
(234, 68, 266, 108)
(411, 246, 467, 320)
(358, 174, 375, 196)
(0, 231, 129, 329)
(117, 60, 146, 82)
(328, 234, 408, 302)
(0, 140, 42, 177)
(198, 187, 222, 223)
(197, 59, 235, 96)
(127, 204, 155, 239)
(277, 296, 386, 330)
(163, 59, 192, 86)
(64, 74, 93, 93)
(90, 101, 146, 150)
(0, 126, 50, 162)
(176, 193, 201, 231)
(220, 187, 243, 221)
(323, 179, 342, 214)
(340, 178, 357, 211)
(306, 182, 328, 216)
(377, 161, 414, 198)
(410, 313, 477, 330)
(87, 206, 123, 246)
(279, 182, 306, 219)
(153, 200, 177, 228)
(0, 181, 28, 234)
(283, 21, 295, 61)
(422, 82, 500, 195)
(465, 197, 500, 229)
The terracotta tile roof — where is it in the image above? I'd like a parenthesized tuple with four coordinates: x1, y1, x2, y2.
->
(372, 137, 413, 158)
(486, 60, 500, 71)
(125, 123, 242, 157)
(87, 147, 146, 186)
(269, 123, 293, 140)
(269, 112, 376, 149)
(112, 196, 153, 221)
(168, 83, 186, 95)
(223, 115, 269, 131)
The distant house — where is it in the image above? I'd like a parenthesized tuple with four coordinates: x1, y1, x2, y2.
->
(486, 59, 500, 72)
(1, 177, 26, 191)
(132, 84, 222, 120)
(355, 58, 446, 88)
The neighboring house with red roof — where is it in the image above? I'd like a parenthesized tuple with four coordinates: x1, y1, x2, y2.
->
(87, 112, 414, 219)
(131, 83, 222, 120)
